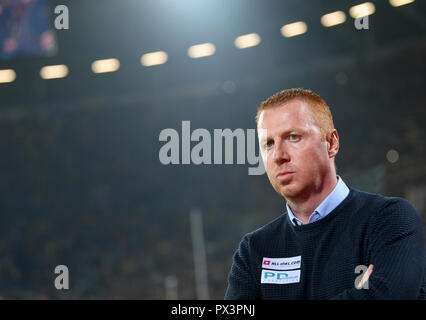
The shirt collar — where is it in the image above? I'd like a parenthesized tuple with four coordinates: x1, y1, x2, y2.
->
(286, 176, 350, 226)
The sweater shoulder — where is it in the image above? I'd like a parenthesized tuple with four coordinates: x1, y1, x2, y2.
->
(244, 214, 288, 246)
(351, 188, 417, 214)
(349, 188, 421, 228)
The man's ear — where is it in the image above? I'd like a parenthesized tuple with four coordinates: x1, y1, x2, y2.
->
(326, 129, 339, 158)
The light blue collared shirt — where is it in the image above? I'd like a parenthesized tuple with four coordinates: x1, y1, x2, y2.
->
(286, 176, 350, 226)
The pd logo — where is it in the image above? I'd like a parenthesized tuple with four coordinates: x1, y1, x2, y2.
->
(261, 269, 300, 284)
(265, 271, 288, 279)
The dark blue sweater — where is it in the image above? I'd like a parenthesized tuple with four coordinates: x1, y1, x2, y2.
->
(225, 188, 426, 299)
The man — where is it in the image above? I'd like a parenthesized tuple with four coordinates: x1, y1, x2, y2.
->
(225, 88, 426, 299)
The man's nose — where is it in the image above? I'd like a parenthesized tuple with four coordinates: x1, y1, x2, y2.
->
(273, 142, 290, 164)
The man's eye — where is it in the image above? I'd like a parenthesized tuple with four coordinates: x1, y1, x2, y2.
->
(265, 141, 274, 148)
(288, 134, 300, 141)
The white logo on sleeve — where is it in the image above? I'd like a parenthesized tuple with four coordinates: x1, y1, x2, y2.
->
(261, 269, 301, 284)
(262, 256, 301, 270)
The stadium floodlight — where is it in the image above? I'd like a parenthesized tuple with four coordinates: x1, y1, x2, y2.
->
(141, 51, 168, 67)
(280, 21, 308, 38)
(91, 58, 120, 74)
(320, 11, 347, 27)
(349, 2, 376, 19)
(187, 43, 216, 59)
(386, 149, 399, 163)
(40, 64, 69, 80)
(0, 69, 16, 83)
(389, 0, 415, 7)
(234, 33, 261, 49)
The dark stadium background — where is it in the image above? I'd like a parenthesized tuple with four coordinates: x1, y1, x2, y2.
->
(0, 0, 425, 299)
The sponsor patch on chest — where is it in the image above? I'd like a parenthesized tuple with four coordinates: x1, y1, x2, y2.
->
(262, 255, 301, 270)
(261, 255, 301, 284)
(261, 269, 301, 284)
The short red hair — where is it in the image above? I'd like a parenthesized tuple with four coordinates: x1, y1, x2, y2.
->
(256, 88, 335, 139)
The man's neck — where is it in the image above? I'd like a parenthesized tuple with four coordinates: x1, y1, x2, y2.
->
(286, 174, 338, 224)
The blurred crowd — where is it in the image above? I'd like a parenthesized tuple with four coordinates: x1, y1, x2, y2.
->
(0, 39, 425, 300)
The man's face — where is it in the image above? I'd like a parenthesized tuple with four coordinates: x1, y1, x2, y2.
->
(258, 99, 335, 200)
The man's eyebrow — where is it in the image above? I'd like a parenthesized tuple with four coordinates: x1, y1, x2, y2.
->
(260, 126, 306, 139)
(260, 128, 297, 142)
(275, 128, 304, 137)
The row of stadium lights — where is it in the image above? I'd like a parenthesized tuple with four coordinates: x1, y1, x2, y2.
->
(0, 0, 416, 84)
